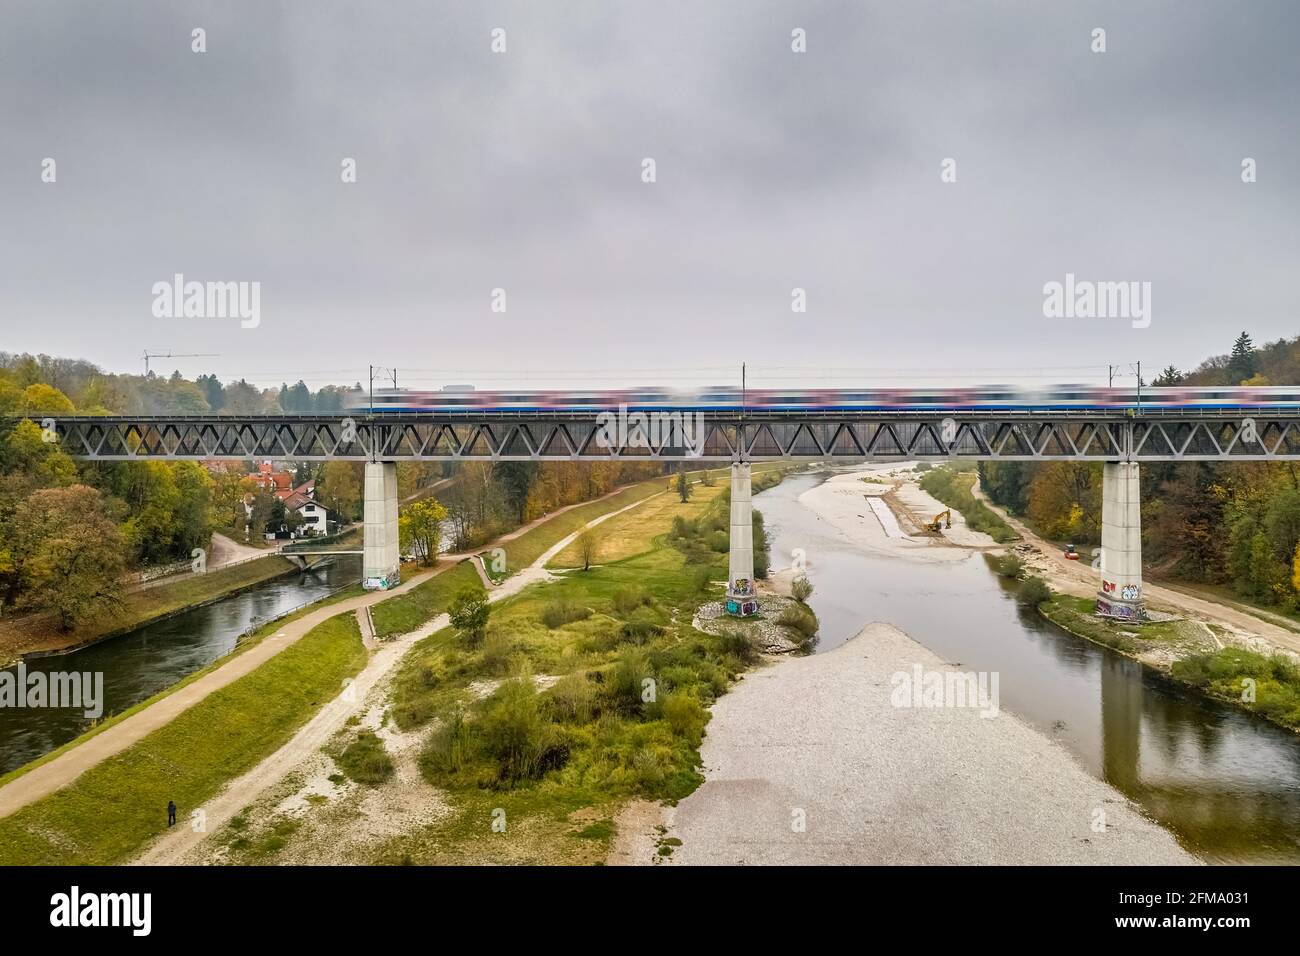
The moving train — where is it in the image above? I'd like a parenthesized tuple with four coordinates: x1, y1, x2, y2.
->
(347, 385, 1300, 414)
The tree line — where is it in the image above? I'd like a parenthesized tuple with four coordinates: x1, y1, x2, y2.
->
(0, 353, 674, 629)
(979, 332, 1300, 614)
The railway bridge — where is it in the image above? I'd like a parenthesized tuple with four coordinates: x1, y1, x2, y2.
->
(27, 406, 1300, 621)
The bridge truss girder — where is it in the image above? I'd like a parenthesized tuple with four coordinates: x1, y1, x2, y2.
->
(28, 413, 1300, 462)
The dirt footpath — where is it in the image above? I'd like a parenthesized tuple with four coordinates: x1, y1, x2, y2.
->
(967, 477, 1300, 659)
(134, 491, 660, 865)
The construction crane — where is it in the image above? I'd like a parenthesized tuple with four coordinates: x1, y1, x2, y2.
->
(142, 351, 218, 376)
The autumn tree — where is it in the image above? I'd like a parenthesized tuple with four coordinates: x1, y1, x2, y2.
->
(317, 461, 362, 521)
(400, 497, 449, 566)
(11, 485, 126, 629)
(576, 526, 603, 571)
(1026, 462, 1101, 543)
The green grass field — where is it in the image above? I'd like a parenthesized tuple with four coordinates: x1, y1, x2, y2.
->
(493, 480, 667, 574)
(0, 612, 366, 865)
(370, 561, 484, 638)
(371, 471, 792, 864)
(0, 466, 788, 866)
(0, 582, 366, 791)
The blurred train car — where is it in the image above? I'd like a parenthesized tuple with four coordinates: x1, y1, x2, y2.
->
(346, 385, 1300, 414)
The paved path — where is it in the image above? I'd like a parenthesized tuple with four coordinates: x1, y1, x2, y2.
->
(135, 490, 659, 864)
(659, 622, 1195, 865)
(0, 565, 438, 820)
(0, 483, 657, 822)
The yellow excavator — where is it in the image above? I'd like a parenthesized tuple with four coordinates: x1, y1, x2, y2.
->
(923, 510, 952, 533)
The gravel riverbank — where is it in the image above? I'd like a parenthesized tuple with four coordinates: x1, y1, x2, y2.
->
(642, 621, 1195, 865)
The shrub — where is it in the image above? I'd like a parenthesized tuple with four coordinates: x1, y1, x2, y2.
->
(420, 655, 448, 689)
(612, 586, 654, 617)
(540, 599, 591, 629)
(420, 709, 472, 777)
(547, 672, 600, 724)
(620, 607, 665, 644)
(478, 678, 569, 783)
(777, 604, 819, 644)
(791, 575, 814, 602)
(718, 629, 757, 665)
(661, 691, 707, 744)
(688, 565, 713, 594)
(752, 511, 771, 578)
(336, 730, 394, 785)
(670, 516, 698, 539)
(919, 467, 1019, 543)
(449, 586, 491, 646)
(480, 627, 518, 675)
(992, 554, 1026, 579)
(608, 647, 653, 714)
(1018, 576, 1051, 607)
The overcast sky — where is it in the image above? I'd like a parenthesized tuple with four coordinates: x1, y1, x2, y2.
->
(1, 1, 1296, 391)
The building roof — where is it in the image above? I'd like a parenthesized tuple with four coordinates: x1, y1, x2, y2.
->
(283, 491, 326, 513)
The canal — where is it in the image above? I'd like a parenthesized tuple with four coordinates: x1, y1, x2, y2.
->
(0, 556, 362, 776)
(756, 469, 1300, 864)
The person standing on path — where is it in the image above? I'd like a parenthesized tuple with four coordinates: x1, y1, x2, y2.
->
(167, 800, 177, 827)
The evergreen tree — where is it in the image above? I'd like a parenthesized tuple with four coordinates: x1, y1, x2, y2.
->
(1228, 331, 1256, 383)
(1152, 365, 1183, 386)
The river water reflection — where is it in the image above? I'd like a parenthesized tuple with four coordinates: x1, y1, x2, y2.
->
(756, 470, 1300, 864)
(0, 556, 361, 776)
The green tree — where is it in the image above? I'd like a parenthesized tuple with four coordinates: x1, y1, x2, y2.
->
(1228, 331, 1256, 384)
(979, 461, 1031, 515)
(19, 383, 74, 416)
(494, 461, 537, 524)
(278, 380, 313, 412)
(171, 461, 215, 555)
(0, 419, 77, 487)
(246, 488, 278, 541)
(195, 374, 225, 411)
(752, 509, 770, 578)
(115, 461, 183, 565)
(1264, 487, 1300, 565)
(676, 463, 692, 502)
(317, 461, 362, 521)
(1152, 365, 1183, 386)
(449, 586, 491, 646)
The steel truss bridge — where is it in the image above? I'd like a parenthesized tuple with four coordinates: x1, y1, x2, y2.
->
(27, 410, 1300, 462)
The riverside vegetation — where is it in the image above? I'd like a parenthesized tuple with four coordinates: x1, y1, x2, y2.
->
(359, 469, 793, 863)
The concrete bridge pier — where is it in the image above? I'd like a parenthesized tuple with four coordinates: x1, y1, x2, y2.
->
(1096, 461, 1144, 621)
(725, 462, 757, 616)
(363, 461, 400, 589)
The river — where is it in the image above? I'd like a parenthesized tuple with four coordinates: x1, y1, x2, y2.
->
(756, 469, 1300, 864)
(0, 556, 362, 776)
